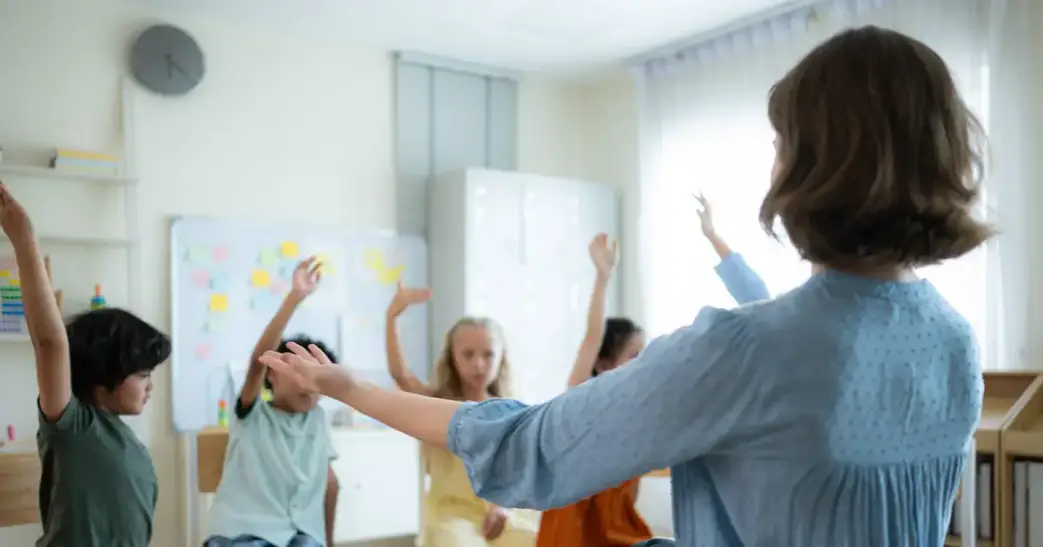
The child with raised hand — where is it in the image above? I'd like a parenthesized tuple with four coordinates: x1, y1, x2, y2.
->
(260, 25, 991, 546)
(536, 233, 653, 547)
(0, 182, 171, 547)
(695, 193, 771, 304)
(205, 256, 339, 547)
(384, 283, 537, 547)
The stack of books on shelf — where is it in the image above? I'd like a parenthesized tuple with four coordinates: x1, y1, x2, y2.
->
(49, 148, 119, 176)
(947, 454, 994, 542)
(1011, 458, 1043, 547)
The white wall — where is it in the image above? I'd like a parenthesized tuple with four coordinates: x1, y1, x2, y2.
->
(0, 1, 604, 545)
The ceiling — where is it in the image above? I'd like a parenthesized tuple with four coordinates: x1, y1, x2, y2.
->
(133, 0, 794, 73)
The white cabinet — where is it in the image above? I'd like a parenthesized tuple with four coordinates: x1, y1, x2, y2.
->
(429, 169, 619, 404)
(330, 429, 421, 544)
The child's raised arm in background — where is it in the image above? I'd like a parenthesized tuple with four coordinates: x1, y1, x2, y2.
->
(0, 183, 70, 421)
(385, 282, 434, 395)
(536, 234, 653, 547)
(695, 193, 771, 304)
(565, 233, 643, 434)
(239, 257, 320, 409)
(205, 257, 339, 547)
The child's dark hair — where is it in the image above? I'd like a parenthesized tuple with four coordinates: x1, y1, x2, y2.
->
(591, 317, 641, 377)
(264, 335, 338, 390)
(66, 308, 171, 402)
(760, 26, 993, 269)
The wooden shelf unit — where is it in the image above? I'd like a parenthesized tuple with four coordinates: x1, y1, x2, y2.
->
(946, 371, 1041, 547)
(997, 372, 1043, 547)
(0, 443, 41, 527)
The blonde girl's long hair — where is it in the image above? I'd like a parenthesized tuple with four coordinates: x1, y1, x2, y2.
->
(431, 317, 512, 400)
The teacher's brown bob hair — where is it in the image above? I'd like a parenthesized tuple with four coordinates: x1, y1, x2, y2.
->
(760, 25, 994, 269)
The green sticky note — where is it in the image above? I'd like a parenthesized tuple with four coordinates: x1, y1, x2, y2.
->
(186, 246, 209, 264)
(259, 249, 278, 266)
(205, 315, 226, 334)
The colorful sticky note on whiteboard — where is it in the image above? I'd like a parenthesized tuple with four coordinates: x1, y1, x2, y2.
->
(315, 254, 335, 275)
(0, 270, 10, 278)
(250, 293, 275, 310)
(250, 269, 271, 288)
(259, 249, 278, 266)
(362, 248, 401, 284)
(187, 246, 209, 264)
(204, 315, 226, 334)
(191, 270, 209, 288)
(8, 279, 20, 287)
(280, 241, 299, 259)
(270, 279, 288, 295)
(194, 343, 212, 360)
(212, 246, 230, 263)
(209, 293, 229, 312)
(210, 273, 230, 292)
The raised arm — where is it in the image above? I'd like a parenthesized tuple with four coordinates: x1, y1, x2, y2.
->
(567, 234, 617, 388)
(0, 184, 70, 421)
(385, 283, 434, 395)
(240, 257, 320, 408)
(260, 307, 762, 511)
(696, 193, 770, 304)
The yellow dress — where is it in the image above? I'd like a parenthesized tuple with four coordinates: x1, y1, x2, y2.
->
(422, 446, 540, 547)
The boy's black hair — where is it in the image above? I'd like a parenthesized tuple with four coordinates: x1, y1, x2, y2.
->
(264, 335, 338, 390)
(66, 308, 172, 401)
(591, 317, 641, 377)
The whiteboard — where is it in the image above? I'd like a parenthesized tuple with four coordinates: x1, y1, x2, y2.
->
(170, 217, 428, 432)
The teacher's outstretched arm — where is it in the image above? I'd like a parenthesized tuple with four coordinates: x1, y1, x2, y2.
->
(261, 307, 762, 510)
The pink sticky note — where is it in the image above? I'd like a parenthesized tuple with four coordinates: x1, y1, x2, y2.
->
(194, 343, 211, 360)
(212, 246, 229, 263)
(270, 279, 288, 295)
(191, 270, 209, 288)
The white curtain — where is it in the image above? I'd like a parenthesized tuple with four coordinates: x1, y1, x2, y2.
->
(635, 0, 1038, 371)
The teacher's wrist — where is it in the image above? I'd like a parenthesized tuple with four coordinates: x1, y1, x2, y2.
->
(317, 366, 358, 399)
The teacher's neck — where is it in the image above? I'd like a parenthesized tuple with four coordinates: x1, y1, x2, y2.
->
(812, 263, 918, 282)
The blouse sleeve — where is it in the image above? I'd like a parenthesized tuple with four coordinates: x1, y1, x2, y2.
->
(446, 307, 762, 510)
(715, 253, 770, 305)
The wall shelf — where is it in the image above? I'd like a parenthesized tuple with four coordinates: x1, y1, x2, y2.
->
(0, 163, 136, 187)
(0, 235, 137, 250)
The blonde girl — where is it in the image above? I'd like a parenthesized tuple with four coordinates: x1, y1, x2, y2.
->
(385, 285, 537, 547)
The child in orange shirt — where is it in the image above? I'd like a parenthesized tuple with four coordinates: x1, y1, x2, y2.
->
(535, 234, 653, 547)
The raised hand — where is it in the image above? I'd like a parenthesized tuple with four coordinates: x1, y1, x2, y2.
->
(482, 506, 509, 540)
(694, 193, 716, 238)
(290, 256, 322, 298)
(0, 183, 34, 243)
(588, 233, 618, 278)
(259, 341, 338, 394)
(387, 282, 432, 319)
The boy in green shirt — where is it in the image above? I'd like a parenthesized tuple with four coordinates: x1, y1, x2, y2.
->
(0, 183, 171, 547)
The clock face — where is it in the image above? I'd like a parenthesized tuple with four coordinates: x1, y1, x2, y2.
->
(131, 25, 205, 96)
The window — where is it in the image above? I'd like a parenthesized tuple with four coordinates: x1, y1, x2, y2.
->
(638, 0, 991, 348)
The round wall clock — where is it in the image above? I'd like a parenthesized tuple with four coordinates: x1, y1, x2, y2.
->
(130, 24, 206, 96)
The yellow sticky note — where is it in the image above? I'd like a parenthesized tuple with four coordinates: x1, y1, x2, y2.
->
(280, 241, 299, 259)
(315, 253, 335, 275)
(250, 269, 271, 288)
(378, 265, 404, 285)
(209, 293, 229, 313)
(8, 278, 20, 287)
(363, 248, 382, 270)
(0, 270, 11, 278)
